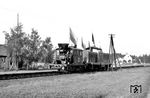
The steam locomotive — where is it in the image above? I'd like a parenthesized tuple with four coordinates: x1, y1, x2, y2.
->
(53, 43, 112, 72)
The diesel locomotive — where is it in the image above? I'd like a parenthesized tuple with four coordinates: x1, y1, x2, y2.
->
(53, 43, 112, 72)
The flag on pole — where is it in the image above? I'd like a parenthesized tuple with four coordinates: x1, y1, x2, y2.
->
(69, 28, 77, 46)
(92, 33, 95, 46)
(81, 37, 86, 49)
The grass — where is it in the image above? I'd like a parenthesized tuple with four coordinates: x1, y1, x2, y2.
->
(0, 67, 150, 98)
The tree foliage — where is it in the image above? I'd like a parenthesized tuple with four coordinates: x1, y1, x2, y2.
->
(138, 54, 150, 63)
(38, 37, 53, 63)
(4, 24, 53, 70)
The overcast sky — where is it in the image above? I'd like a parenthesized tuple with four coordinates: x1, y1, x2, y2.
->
(0, 0, 150, 56)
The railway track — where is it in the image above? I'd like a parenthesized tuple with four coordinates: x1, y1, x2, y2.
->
(0, 64, 148, 80)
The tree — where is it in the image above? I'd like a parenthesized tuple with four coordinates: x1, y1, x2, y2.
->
(4, 24, 54, 70)
(38, 37, 53, 63)
(4, 24, 26, 70)
(28, 29, 42, 63)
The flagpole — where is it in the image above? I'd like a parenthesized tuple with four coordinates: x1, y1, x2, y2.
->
(88, 41, 91, 51)
(69, 29, 70, 46)
(81, 37, 86, 50)
(92, 33, 95, 47)
(69, 27, 71, 46)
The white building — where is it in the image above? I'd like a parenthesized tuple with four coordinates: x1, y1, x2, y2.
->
(123, 54, 132, 63)
(116, 54, 133, 65)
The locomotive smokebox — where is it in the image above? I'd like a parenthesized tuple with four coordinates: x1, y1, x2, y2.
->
(58, 43, 69, 50)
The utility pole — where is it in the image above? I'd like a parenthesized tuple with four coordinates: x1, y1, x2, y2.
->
(15, 13, 19, 70)
(17, 13, 19, 28)
(109, 34, 121, 70)
(109, 34, 115, 70)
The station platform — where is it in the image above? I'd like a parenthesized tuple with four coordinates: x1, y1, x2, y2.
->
(0, 69, 59, 80)
(0, 69, 57, 75)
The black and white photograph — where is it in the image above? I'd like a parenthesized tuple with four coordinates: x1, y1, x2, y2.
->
(0, 0, 150, 98)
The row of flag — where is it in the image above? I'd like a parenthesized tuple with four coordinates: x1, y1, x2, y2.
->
(70, 28, 116, 55)
(70, 28, 117, 67)
(69, 28, 95, 49)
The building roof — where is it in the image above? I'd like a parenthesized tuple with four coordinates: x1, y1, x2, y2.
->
(0, 44, 8, 57)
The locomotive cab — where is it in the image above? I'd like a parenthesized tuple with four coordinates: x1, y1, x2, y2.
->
(83, 46, 103, 64)
(69, 48, 83, 64)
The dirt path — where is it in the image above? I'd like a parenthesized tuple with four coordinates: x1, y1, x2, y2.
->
(0, 67, 150, 98)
